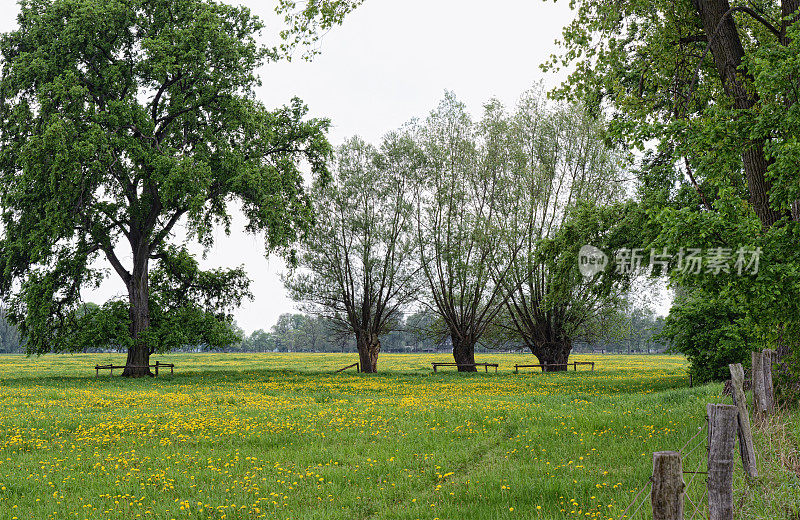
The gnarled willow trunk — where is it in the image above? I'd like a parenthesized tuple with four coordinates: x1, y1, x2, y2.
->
(357, 330, 380, 373)
(123, 259, 153, 378)
(531, 339, 572, 372)
(452, 334, 477, 372)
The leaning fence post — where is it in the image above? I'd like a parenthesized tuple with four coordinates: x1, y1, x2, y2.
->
(707, 403, 737, 520)
(729, 363, 758, 478)
(651, 451, 684, 520)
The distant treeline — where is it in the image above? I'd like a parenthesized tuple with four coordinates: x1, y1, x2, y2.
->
(0, 306, 666, 355)
(232, 307, 668, 355)
(0, 308, 23, 353)
(234, 311, 439, 353)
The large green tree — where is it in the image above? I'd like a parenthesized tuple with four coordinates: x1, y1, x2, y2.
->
(0, 0, 333, 376)
(546, 0, 800, 227)
(548, 0, 800, 392)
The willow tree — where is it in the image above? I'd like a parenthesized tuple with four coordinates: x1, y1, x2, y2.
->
(285, 135, 420, 373)
(412, 93, 521, 371)
(0, 0, 334, 376)
(489, 89, 634, 370)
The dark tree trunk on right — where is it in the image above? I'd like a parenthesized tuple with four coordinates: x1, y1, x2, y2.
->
(691, 0, 785, 229)
(356, 329, 380, 373)
(452, 334, 477, 372)
(531, 338, 572, 372)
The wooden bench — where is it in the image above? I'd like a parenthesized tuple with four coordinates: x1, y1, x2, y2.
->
(514, 361, 595, 373)
(431, 362, 498, 373)
(94, 361, 174, 377)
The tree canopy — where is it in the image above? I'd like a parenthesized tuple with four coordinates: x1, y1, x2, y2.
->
(0, 0, 333, 375)
(548, 0, 800, 391)
(486, 88, 636, 370)
(285, 135, 420, 372)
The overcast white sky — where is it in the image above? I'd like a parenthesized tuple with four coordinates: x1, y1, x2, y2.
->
(0, 0, 579, 334)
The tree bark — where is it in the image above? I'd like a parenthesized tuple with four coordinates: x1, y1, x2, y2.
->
(356, 330, 380, 373)
(532, 339, 572, 372)
(691, 0, 785, 229)
(123, 251, 153, 377)
(452, 334, 477, 372)
(782, 0, 800, 44)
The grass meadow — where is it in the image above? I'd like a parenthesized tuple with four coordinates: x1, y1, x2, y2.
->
(0, 352, 797, 520)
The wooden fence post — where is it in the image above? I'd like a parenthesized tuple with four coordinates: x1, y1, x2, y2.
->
(707, 404, 737, 520)
(651, 451, 684, 520)
(728, 363, 758, 478)
(763, 349, 775, 413)
(752, 351, 768, 417)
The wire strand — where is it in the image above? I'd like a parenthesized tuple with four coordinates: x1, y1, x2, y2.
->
(619, 479, 652, 519)
(628, 481, 653, 519)
(680, 425, 705, 454)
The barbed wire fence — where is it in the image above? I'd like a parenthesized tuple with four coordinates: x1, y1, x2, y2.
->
(617, 420, 709, 520)
(681, 422, 708, 520)
(617, 474, 652, 520)
(615, 349, 776, 520)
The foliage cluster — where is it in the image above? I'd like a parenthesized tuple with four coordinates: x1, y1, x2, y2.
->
(548, 0, 800, 392)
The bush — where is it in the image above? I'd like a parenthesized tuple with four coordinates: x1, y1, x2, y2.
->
(660, 290, 760, 384)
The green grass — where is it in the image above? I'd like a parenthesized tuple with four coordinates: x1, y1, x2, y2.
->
(0, 353, 796, 519)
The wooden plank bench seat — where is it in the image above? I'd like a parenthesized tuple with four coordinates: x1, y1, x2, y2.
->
(94, 361, 174, 377)
(514, 361, 595, 373)
(431, 362, 499, 373)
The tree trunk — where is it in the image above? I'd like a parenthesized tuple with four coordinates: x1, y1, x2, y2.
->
(532, 339, 572, 372)
(357, 330, 380, 373)
(452, 334, 477, 372)
(691, 0, 785, 229)
(692, 0, 800, 401)
(123, 257, 153, 378)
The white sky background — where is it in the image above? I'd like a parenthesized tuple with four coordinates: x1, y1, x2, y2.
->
(1, 0, 646, 334)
